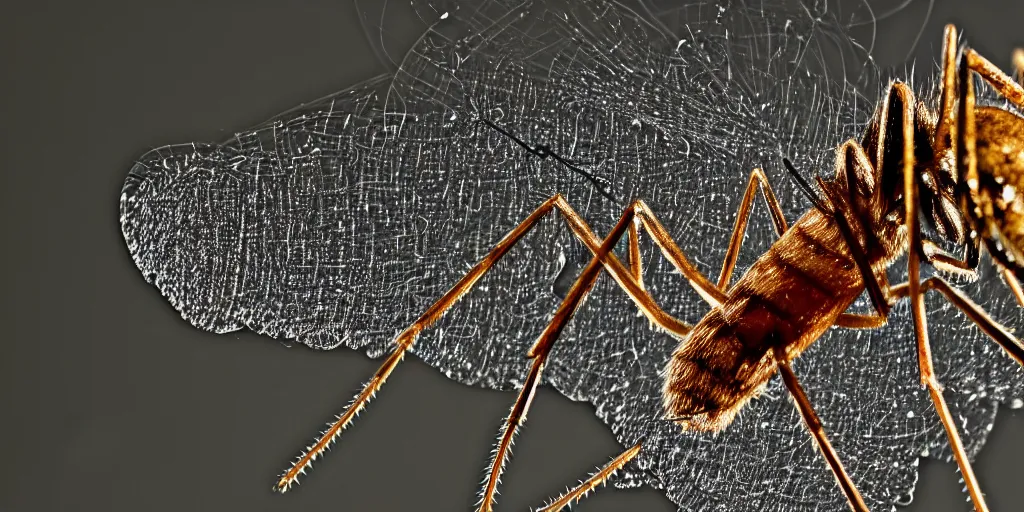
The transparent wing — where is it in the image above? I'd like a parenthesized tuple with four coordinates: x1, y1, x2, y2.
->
(119, 0, 1024, 510)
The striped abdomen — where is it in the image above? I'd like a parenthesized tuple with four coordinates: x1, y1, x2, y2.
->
(663, 209, 865, 431)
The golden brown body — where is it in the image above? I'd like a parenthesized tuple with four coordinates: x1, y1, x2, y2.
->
(664, 209, 863, 430)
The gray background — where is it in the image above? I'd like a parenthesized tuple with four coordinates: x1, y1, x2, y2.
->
(2, 1, 1022, 510)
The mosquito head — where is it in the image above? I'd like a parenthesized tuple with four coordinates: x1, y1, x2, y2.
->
(854, 81, 967, 252)
(918, 143, 965, 245)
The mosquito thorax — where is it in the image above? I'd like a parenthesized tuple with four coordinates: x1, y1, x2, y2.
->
(971, 106, 1024, 276)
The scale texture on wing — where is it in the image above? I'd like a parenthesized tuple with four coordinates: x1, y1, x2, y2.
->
(120, 1, 1024, 510)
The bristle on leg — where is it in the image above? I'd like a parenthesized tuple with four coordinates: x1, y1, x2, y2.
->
(535, 442, 642, 512)
(476, 356, 546, 512)
(273, 335, 413, 492)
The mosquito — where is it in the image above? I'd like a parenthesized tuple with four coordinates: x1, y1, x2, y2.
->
(269, 24, 1024, 511)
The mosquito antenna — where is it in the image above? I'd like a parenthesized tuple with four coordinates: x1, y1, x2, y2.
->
(777, 158, 888, 313)
(781, 158, 890, 315)
(476, 119, 617, 202)
(829, 199, 892, 317)
(782, 158, 832, 214)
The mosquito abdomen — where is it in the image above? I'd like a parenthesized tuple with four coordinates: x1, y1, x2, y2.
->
(663, 209, 865, 432)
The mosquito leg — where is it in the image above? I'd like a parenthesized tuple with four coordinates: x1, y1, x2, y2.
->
(479, 353, 545, 512)
(888, 279, 1024, 366)
(570, 167, 792, 311)
(625, 167, 882, 339)
(627, 219, 644, 290)
(833, 313, 887, 329)
(551, 197, 723, 309)
(551, 196, 691, 336)
(921, 239, 981, 279)
(884, 276, 1024, 512)
(607, 168, 788, 307)
(273, 190, 710, 493)
(571, 167, 783, 311)
(535, 443, 643, 512)
(478, 200, 645, 512)
(934, 25, 959, 154)
(925, 40, 994, 283)
(717, 168, 789, 288)
(903, 280, 990, 512)
(904, 56, 991, 511)
(965, 48, 1024, 109)
(1003, 267, 1024, 306)
(775, 351, 869, 512)
(1014, 47, 1024, 85)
